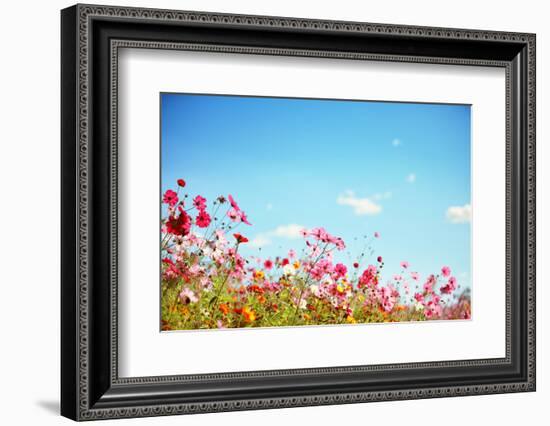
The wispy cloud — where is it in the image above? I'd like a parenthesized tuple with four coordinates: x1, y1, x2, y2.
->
(446, 204, 471, 224)
(337, 190, 382, 216)
(406, 173, 416, 183)
(373, 191, 392, 201)
(249, 223, 305, 248)
(392, 138, 401, 147)
(266, 203, 273, 211)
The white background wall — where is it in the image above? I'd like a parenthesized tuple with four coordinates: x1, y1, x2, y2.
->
(0, 0, 546, 424)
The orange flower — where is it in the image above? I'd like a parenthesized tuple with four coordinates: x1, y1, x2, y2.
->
(242, 306, 256, 323)
(219, 303, 230, 315)
(257, 294, 266, 304)
(253, 270, 265, 280)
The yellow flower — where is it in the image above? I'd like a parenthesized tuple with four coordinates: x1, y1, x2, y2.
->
(242, 306, 256, 323)
(346, 315, 357, 324)
(254, 270, 265, 280)
(336, 284, 345, 294)
(293, 261, 301, 269)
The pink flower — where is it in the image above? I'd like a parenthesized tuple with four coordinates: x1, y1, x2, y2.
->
(193, 195, 207, 210)
(333, 237, 346, 251)
(393, 275, 403, 282)
(263, 259, 273, 270)
(410, 271, 419, 281)
(374, 232, 380, 238)
(333, 263, 347, 279)
(227, 209, 240, 222)
(179, 287, 198, 304)
(228, 194, 240, 211)
(441, 266, 451, 277)
(423, 274, 437, 294)
(400, 261, 409, 269)
(239, 210, 252, 225)
(440, 276, 458, 294)
(195, 210, 211, 228)
(163, 189, 178, 207)
(358, 265, 378, 288)
(414, 292, 424, 303)
(288, 249, 296, 259)
(378, 285, 398, 312)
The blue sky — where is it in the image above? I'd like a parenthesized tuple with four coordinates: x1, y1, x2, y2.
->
(161, 93, 471, 297)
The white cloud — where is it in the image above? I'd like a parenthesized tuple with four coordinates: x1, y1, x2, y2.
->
(446, 204, 471, 224)
(406, 173, 416, 183)
(249, 235, 272, 248)
(392, 138, 401, 147)
(337, 190, 382, 216)
(249, 223, 305, 248)
(270, 224, 304, 239)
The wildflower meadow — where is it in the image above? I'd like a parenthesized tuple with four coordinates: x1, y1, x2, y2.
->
(160, 179, 471, 331)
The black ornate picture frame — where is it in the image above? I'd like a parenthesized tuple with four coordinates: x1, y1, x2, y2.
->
(61, 4, 536, 421)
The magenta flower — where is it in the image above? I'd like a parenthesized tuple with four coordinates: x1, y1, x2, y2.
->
(228, 194, 240, 211)
(263, 259, 273, 270)
(441, 266, 451, 277)
(374, 231, 380, 238)
(239, 210, 252, 225)
(333, 263, 347, 279)
(400, 261, 409, 269)
(195, 210, 211, 228)
(193, 195, 207, 210)
(163, 189, 178, 207)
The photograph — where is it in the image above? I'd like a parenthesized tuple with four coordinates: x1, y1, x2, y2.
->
(160, 93, 472, 331)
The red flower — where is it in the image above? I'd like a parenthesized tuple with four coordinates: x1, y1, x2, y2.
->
(165, 211, 191, 236)
(377, 256, 383, 263)
(162, 189, 178, 207)
(281, 258, 289, 266)
(233, 233, 249, 244)
(195, 210, 211, 228)
(263, 259, 273, 270)
(177, 178, 186, 187)
(353, 262, 359, 268)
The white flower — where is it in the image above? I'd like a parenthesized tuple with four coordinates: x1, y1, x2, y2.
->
(309, 284, 320, 297)
(414, 302, 424, 311)
(299, 299, 307, 310)
(283, 264, 296, 276)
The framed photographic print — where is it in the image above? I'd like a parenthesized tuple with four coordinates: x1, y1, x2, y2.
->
(61, 4, 536, 421)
